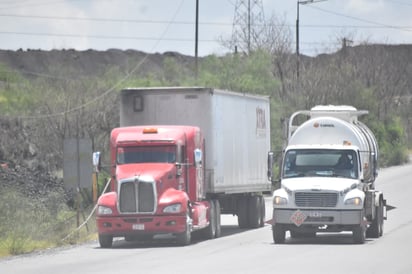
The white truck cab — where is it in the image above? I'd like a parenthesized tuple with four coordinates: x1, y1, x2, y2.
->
(269, 105, 385, 244)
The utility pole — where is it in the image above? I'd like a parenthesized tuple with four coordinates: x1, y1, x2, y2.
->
(195, 0, 199, 80)
(296, 0, 327, 80)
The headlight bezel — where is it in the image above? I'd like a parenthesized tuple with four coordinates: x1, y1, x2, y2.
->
(273, 196, 288, 206)
(163, 203, 182, 213)
(97, 205, 113, 215)
(344, 197, 363, 206)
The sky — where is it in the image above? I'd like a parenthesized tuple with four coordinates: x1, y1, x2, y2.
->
(0, 0, 412, 57)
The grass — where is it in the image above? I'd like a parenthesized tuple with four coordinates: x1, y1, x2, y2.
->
(0, 187, 97, 258)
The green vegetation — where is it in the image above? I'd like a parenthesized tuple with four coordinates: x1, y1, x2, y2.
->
(0, 47, 410, 256)
(0, 187, 70, 256)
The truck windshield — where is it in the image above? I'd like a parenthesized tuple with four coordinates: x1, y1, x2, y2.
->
(117, 145, 176, 164)
(283, 149, 358, 179)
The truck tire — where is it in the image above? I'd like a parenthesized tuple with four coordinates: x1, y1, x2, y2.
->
(258, 195, 266, 227)
(176, 213, 192, 246)
(352, 225, 366, 244)
(98, 234, 113, 248)
(214, 200, 221, 238)
(272, 224, 286, 244)
(366, 199, 384, 238)
(237, 196, 249, 228)
(202, 200, 216, 239)
(248, 196, 261, 228)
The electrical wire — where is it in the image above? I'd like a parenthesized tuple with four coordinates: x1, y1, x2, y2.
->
(0, 0, 82, 10)
(307, 5, 412, 32)
(15, 0, 187, 120)
(0, 30, 216, 42)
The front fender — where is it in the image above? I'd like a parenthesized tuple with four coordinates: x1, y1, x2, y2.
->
(98, 192, 117, 207)
(159, 188, 190, 213)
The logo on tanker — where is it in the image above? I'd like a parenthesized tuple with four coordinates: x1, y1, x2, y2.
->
(313, 122, 335, 128)
(256, 107, 266, 137)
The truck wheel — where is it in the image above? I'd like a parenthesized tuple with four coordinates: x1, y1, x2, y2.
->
(176, 213, 192, 246)
(202, 200, 216, 239)
(214, 200, 221, 238)
(353, 225, 366, 244)
(237, 196, 249, 228)
(272, 224, 286, 244)
(366, 200, 384, 238)
(98, 234, 113, 248)
(258, 196, 266, 227)
(248, 196, 261, 228)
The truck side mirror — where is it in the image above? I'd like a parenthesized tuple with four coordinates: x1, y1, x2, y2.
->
(194, 148, 202, 168)
(93, 151, 101, 173)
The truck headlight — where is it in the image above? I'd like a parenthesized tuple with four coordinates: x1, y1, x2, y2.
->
(273, 196, 288, 205)
(344, 197, 362, 206)
(98, 205, 113, 215)
(163, 203, 182, 213)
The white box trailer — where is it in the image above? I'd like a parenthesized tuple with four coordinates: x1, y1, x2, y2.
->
(120, 87, 272, 228)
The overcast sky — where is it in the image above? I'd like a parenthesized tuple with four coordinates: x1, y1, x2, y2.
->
(1, 0, 412, 57)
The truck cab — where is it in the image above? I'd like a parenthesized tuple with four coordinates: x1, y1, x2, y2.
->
(269, 106, 385, 244)
(96, 126, 214, 247)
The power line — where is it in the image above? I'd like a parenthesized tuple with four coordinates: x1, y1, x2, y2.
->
(15, 0, 187, 120)
(0, 30, 217, 42)
(0, 0, 82, 10)
(2, 13, 412, 31)
(0, 13, 232, 26)
(307, 5, 412, 32)
(385, 0, 412, 7)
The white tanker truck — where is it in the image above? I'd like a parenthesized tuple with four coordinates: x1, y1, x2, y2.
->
(268, 105, 386, 244)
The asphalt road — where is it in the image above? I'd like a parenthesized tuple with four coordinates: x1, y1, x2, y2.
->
(1, 162, 411, 274)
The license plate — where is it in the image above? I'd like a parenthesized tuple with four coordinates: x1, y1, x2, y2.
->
(132, 223, 144, 230)
(309, 211, 322, 218)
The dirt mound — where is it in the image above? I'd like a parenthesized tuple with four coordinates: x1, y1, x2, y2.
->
(0, 116, 69, 204)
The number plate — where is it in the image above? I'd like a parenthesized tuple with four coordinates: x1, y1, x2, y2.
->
(309, 211, 322, 218)
(132, 223, 144, 230)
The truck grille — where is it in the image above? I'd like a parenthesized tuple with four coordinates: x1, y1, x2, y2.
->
(119, 180, 156, 213)
(295, 192, 338, 207)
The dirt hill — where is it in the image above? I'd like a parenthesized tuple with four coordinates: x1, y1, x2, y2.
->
(0, 49, 196, 79)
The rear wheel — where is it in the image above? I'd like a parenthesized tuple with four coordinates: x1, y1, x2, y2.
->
(272, 224, 286, 244)
(248, 196, 261, 228)
(258, 196, 266, 227)
(202, 200, 216, 239)
(98, 234, 113, 248)
(237, 196, 249, 228)
(214, 200, 221, 238)
(366, 199, 384, 238)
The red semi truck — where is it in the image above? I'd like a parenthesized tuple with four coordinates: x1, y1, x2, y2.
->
(96, 87, 272, 247)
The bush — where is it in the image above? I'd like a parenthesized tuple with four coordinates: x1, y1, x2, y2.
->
(0, 187, 76, 256)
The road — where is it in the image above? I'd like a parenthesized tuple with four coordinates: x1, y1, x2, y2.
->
(1, 162, 412, 274)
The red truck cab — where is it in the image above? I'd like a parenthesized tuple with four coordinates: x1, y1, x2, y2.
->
(96, 125, 216, 247)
